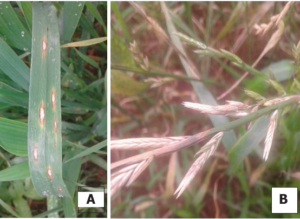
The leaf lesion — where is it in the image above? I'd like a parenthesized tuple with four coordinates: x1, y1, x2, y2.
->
(39, 101, 45, 127)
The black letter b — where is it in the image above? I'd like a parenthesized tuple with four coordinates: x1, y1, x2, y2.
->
(280, 194, 288, 204)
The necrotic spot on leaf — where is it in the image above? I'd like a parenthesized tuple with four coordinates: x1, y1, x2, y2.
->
(39, 101, 45, 127)
(54, 117, 57, 134)
(42, 36, 47, 57)
(51, 89, 56, 110)
(33, 143, 38, 163)
(47, 166, 53, 180)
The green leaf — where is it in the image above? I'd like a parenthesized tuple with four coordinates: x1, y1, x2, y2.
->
(60, 1, 84, 44)
(88, 154, 107, 171)
(216, 2, 245, 41)
(0, 2, 31, 51)
(228, 116, 270, 173)
(85, 2, 107, 34)
(28, 2, 69, 198)
(95, 112, 107, 137)
(17, 2, 33, 32)
(79, 13, 99, 39)
(0, 198, 20, 217)
(62, 150, 82, 217)
(0, 38, 30, 91)
(13, 195, 32, 218)
(64, 140, 107, 163)
(111, 2, 131, 42)
(0, 89, 28, 107)
(0, 161, 30, 181)
(112, 65, 203, 83)
(74, 48, 99, 69)
(0, 117, 27, 156)
(111, 70, 149, 96)
(47, 196, 59, 218)
(33, 206, 63, 218)
(111, 33, 135, 68)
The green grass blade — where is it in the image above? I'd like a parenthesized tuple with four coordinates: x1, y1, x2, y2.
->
(261, 60, 293, 81)
(17, 1, 33, 32)
(169, 10, 200, 41)
(60, 1, 84, 44)
(75, 48, 99, 69)
(33, 206, 63, 218)
(0, 117, 27, 156)
(85, 2, 107, 34)
(78, 5, 93, 73)
(79, 14, 100, 38)
(0, 89, 28, 108)
(0, 38, 30, 91)
(111, 65, 203, 83)
(0, 2, 31, 51)
(216, 2, 245, 41)
(94, 112, 107, 137)
(28, 2, 69, 198)
(88, 154, 107, 171)
(0, 161, 29, 181)
(62, 150, 82, 217)
(111, 2, 132, 42)
(47, 196, 59, 218)
(64, 140, 107, 163)
(0, 198, 20, 217)
(228, 116, 270, 173)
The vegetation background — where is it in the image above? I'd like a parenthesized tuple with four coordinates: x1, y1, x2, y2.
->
(0, 1, 107, 217)
(111, 2, 300, 218)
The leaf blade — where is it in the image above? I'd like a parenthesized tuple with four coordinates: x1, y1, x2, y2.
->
(28, 2, 69, 198)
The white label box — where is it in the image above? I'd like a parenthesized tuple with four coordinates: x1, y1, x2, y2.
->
(272, 187, 298, 213)
(78, 192, 105, 208)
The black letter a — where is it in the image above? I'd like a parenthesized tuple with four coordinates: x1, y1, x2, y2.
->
(87, 194, 95, 204)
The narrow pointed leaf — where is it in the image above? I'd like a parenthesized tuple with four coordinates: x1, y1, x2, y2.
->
(0, 161, 30, 181)
(60, 1, 84, 44)
(28, 2, 69, 197)
(0, 117, 27, 156)
(0, 198, 20, 218)
(64, 140, 107, 163)
(85, 2, 107, 34)
(62, 151, 82, 217)
(17, 2, 33, 32)
(0, 2, 31, 51)
(228, 116, 270, 173)
(0, 38, 30, 91)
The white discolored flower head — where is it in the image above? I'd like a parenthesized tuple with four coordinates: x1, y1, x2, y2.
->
(263, 110, 278, 161)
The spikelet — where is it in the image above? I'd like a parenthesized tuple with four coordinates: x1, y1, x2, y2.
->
(174, 132, 224, 198)
(263, 110, 278, 160)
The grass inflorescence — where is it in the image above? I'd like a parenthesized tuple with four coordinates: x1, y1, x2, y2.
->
(111, 2, 300, 218)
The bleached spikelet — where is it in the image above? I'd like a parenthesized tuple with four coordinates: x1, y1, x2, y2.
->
(263, 110, 278, 161)
(182, 101, 250, 117)
(174, 132, 224, 198)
